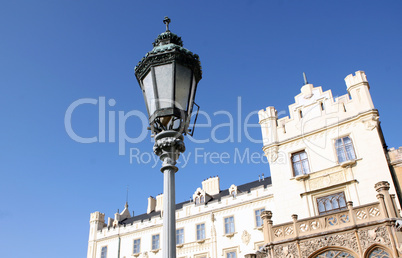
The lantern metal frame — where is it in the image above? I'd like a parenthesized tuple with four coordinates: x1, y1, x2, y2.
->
(135, 21, 202, 135)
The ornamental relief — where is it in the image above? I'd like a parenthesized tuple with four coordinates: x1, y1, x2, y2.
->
(299, 231, 359, 257)
(273, 243, 299, 258)
(358, 226, 391, 251)
(260, 245, 273, 258)
(241, 230, 251, 245)
(308, 171, 346, 191)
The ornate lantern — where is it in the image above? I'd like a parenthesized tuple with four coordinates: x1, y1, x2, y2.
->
(135, 17, 202, 135)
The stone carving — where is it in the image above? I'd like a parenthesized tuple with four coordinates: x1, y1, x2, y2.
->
(241, 230, 251, 245)
(274, 243, 298, 258)
(359, 226, 391, 251)
(285, 226, 294, 236)
(299, 232, 358, 257)
(259, 245, 273, 258)
(274, 228, 283, 238)
(309, 172, 346, 191)
(362, 115, 379, 131)
(265, 146, 279, 163)
(142, 251, 148, 258)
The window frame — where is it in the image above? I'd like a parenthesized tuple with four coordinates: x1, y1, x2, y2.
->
(316, 191, 347, 215)
(334, 136, 357, 163)
(101, 246, 108, 258)
(196, 223, 206, 241)
(176, 228, 184, 245)
(224, 215, 235, 235)
(133, 238, 141, 254)
(151, 234, 160, 250)
(254, 208, 265, 228)
(291, 150, 311, 177)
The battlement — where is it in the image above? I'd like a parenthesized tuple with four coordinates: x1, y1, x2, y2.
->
(90, 211, 105, 223)
(259, 71, 375, 149)
(345, 70, 369, 89)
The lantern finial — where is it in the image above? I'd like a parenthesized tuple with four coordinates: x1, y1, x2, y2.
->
(163, 16, 171, 32)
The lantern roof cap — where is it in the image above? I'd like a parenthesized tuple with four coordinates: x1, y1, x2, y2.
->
(152, 31, 184, 47)
(134, 17, 202, 82)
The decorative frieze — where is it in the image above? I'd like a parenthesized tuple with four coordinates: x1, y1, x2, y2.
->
(273, 243, 299, 258)
(299, 231, 359, 257)
(358, 226, 392, 251)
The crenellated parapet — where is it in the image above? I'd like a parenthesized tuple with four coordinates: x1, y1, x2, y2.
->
(259, 71, 378, 163)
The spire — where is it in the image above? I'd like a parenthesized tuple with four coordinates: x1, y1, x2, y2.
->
(303, 72, 309, 85)
(126, 185, 129, 208)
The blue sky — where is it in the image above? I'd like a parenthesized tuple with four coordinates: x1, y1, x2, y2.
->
(1, 1, 401, 257)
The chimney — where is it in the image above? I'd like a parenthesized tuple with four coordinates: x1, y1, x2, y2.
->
(202, 176, 220, 195)
(147, 196, 156, 214)
(155, 194, 163, 212)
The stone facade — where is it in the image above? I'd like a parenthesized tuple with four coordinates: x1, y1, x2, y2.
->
(251, 71, 402, 257)
(255, 183, 402, 257)
(88, 71, 401, 258)
(389, 147, 402, 197)
(87, 177, 272, 258)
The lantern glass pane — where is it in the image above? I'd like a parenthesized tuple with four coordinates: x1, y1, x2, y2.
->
(187, 75, 197, 115)
(143, 71, 156, 116)
(154, 64, 173, 109)
(175, 64, 192, 111)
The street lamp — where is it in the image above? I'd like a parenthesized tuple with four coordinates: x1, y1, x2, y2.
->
(134, 17, 202, 258)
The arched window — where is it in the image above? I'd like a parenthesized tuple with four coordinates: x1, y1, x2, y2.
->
(195, 197, 199, 205)
(368, 247, 391, 258)
(200, 195, 205, 203)
(313, 250, 355, 258)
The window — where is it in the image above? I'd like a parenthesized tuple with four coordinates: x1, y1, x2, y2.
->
(229, 184, 238, 197)
(101, 246, 107, 258)
(368, 247, 391, 258)
(227, 251, 237, 258)
(195, 195, 205, 205)
(133, 239, 140, 254)
(196, 223, 205, 240)
(152, 234, 160, 250)
(231, 190, 236, 197)
(292, 151, 310, 176)
(314, 250, 354, 258)
(317, 192, 347, 215)
(176, 228, 184, 245)
(255, 208, 265, 227)
(335, 136, 356, 163)
(224, 216, 235, 234)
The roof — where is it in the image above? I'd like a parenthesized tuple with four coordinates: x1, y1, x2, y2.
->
(119, 177, 272, 225)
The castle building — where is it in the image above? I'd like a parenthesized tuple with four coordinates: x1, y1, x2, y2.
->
(88, 176, 273, 258)
(87, 71, 401, 258)
(254, 71, 402, 258)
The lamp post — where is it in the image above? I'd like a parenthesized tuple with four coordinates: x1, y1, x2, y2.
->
(134, 17, 202, 258)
